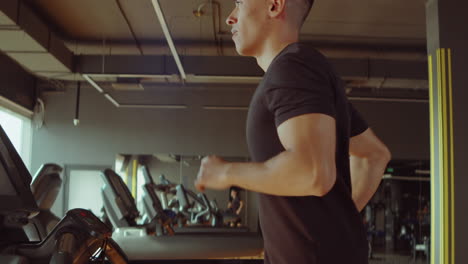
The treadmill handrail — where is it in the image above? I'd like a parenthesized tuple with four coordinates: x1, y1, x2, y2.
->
(101, 169, 139, 219)
(140, 165, 155, 185)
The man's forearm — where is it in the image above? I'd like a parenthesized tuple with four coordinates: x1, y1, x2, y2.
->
(350, 154, 390, 211)
(226, 150, 336, 197)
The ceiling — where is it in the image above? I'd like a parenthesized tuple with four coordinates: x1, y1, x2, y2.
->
(0, 0, 430, 103)
(28, 0, 427, 55)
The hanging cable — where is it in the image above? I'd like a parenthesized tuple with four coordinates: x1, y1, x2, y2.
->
(74, 82, 81, 126)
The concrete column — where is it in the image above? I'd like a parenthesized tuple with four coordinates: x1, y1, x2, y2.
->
(426, 0, 468, 263)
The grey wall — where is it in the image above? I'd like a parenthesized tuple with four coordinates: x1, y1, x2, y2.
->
(352, 100, 430, 160)
(0, 52, 36, 110)
(31, 84, 252, 171)
(31, 85, 429, 172)
(32, 84, 429, 224)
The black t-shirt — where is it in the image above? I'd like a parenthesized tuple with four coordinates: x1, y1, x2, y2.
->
(246, 43, 369, 264)
(227, 196, 242, 216)
(231, 197, 241, 212)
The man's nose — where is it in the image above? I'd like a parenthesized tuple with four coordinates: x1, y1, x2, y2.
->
(225, 9, 237, 26)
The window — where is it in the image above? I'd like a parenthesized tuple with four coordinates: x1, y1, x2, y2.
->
(0, 104, 33, 169)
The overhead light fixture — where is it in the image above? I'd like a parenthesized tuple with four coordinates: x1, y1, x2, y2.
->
(82, 75, 188, 109)
(111, 83, 144, 91)
(150, 0, 187, 81)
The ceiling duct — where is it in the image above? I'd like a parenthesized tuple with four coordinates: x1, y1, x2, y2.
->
(111, 77, 144, 91)
(64, 40, 427, 61)
(0, 0, 73, 79)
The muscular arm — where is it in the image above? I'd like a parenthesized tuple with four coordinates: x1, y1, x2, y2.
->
(196, 113, 337, 197)
(349, 128, 391, 211)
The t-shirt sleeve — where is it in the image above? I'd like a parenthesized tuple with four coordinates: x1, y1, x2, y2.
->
(349, 102, 369, 137)
(264, 54, 336, 127)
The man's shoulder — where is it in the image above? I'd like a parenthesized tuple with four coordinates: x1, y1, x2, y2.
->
(264, 43, 333, 84)
(276, 43, 329, 65)
(268, 43, 331, 75)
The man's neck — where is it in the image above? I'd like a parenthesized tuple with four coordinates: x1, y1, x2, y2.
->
(255, 35, 299, 72)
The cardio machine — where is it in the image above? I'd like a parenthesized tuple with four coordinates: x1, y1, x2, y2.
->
(141, 166, 222, 228)
(0, 125, 128, 264)
(100, 168, 263, 261)
(24, 164, 63, 240)
(142, 168, 240, 228)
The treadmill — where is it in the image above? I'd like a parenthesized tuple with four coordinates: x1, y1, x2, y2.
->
(101, 168, 263, 261)
(0, 125, 128, 264)
(26, 164, 63, 239)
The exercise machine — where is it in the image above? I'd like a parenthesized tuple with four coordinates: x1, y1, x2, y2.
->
(0, 125, 128, 264)
(100, 168, 263, 261)
(27, 164, 63, 239)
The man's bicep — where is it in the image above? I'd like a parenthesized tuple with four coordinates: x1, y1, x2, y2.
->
(277, 113, 336, 156)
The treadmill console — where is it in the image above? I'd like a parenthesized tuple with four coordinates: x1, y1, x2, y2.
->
(66, 209, 112, 239)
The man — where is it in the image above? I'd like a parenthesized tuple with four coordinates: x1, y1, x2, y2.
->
(225, 187, 244, 227)
(195, 0, 391, 263)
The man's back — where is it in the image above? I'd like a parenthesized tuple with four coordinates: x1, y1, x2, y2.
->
(246, 43, 368, 264)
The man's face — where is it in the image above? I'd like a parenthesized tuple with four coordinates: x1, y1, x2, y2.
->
(226, 0, 269, 56)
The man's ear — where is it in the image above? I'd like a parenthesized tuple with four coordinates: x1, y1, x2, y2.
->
(268, 0, 286, 17)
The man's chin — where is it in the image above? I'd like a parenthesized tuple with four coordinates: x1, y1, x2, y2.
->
(235, 45, 253, 57)
(234, 44, 244, 56)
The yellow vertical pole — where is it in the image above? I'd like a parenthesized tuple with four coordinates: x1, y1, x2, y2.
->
(428, 54, 436, 264)
(132, 159, 138, 198)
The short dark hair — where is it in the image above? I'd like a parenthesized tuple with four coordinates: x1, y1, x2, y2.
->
(229, 187, 242, 201)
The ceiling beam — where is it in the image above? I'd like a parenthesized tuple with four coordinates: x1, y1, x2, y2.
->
(0, 0, 74, 75)
(0, 53, 36, 111)
(77, 55, 428, 80)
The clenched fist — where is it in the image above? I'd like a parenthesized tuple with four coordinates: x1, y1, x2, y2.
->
(195, 156, 231, 192)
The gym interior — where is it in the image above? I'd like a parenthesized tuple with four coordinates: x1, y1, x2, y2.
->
(0, 0, 466, 263)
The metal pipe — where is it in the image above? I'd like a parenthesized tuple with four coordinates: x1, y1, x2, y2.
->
(150, 0, 187, 81)
(115, 0, 144, 55)
(82, 74, 104, 93)
(104, 94, 120, 107)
